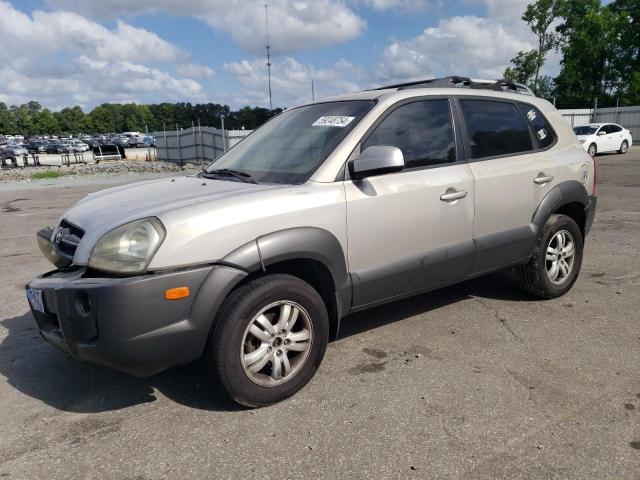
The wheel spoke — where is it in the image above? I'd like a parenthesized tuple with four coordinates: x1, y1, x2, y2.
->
(562, 242, 575, 258)
(288, 329, 310, 343)
(546, 246, 557, 261)
(249, 324, 271, 343)
(248, 348, 272, 373)
(287, 307, 300, 331)
(272, 354, 282, 379)
(556, 231, 565, 250)
(282, 352, 291, 376)
(255, 314, 276, 335)
(548, 260, 560, 281)
(244, 343, 269, 368)
(276, 303, 291, 332)
(559, 260, 569, 278)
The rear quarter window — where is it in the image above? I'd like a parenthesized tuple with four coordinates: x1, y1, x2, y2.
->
(518, 103, 556, 149)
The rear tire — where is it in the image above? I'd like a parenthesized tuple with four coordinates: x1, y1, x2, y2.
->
(618, 140, 629, 154)
(588, 143, 597, 157)
(516, 214, 583, 299)
(209, 274, 329, 407)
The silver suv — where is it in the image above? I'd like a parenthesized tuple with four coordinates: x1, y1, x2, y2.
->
(26, 77, 597, 406)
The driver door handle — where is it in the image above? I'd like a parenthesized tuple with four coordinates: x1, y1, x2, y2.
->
(534, 174, 554, 185)
(440, 189, 468, 202)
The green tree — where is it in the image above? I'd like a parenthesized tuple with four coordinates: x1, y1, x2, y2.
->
(504, 50, 539, 84)
(523, 0, 558, 93)
(553, 0, 623, 106)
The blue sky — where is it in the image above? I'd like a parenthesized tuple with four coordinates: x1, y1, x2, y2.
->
(1, 0, 550, 110)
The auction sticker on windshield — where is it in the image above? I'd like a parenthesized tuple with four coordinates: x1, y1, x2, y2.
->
(312, 116, 355, 127)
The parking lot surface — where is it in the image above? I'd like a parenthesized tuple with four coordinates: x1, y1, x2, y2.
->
(0, 149, 639, 479)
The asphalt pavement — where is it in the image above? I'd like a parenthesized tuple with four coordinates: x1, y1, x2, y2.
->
(0, 149, 638, 479)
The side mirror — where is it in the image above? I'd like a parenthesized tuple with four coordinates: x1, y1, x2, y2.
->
(348, 146, 405, 180)
(597, 130, 607, 136)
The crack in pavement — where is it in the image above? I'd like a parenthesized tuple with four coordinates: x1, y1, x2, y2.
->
(473, 298, 523, 342)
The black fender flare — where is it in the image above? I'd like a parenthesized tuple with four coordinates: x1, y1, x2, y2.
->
(531, 180, 590, 232)
(194, 227, 350, 343)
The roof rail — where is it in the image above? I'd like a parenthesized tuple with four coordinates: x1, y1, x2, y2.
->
(371, 76, 535, 96)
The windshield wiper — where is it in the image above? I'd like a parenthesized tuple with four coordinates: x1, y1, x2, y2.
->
(200, 168, 256, 184)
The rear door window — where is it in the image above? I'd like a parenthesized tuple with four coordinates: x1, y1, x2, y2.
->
(459, 99, 533, 159)
(362, 99, 456, 169)
(517, 103, 556, 149)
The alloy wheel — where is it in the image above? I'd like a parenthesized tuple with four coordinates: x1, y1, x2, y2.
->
(545, 230, 576, 285)
(240, 301, 313, 387)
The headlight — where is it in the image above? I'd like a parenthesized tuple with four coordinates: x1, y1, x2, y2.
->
(88, 218, 165, 274)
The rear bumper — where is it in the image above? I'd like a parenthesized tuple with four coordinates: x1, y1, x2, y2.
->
(585, 196, 597, 236)
(26, 264, 246, 377)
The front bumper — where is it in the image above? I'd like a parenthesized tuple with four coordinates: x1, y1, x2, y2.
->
(26, 264, 246, 377)
(585, 195, 597, 236)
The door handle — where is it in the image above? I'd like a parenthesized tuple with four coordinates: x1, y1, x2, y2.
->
(534, 174, 554, 185)
(440, 189, 468, 202)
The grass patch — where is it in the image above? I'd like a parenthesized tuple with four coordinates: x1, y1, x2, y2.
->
(31, 170, 65, 180)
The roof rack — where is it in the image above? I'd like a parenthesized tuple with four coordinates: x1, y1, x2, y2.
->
(372, 76, 535, 96)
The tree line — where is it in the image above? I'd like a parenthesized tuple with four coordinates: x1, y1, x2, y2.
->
(504, 0, 639, 108)
(0, 101, 283, 137)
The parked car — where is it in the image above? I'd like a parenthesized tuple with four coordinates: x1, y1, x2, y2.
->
(26, 140, 47, 154)
(45, 141, 71, 154)
(573, 123, 632, 156)
(63, 139, 89, 153)
(26, 76, 597, 407)
(1, 144, 28, 163)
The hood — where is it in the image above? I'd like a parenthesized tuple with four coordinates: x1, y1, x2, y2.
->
(65, 175, 283, 231)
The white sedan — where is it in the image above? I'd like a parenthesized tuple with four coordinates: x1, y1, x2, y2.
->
(574, 123, 632, 157)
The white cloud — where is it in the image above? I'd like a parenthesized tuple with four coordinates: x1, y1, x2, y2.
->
(0, 1, 206, 109)
(476, 0, 529, 20)
(0, 2, 186, 63)
(177, 63, 216, 79)
(376, 15, 535, 83)
(353, 0, 438, 12)
(47, 0, 367, 54)
(224, 57, 367, 107)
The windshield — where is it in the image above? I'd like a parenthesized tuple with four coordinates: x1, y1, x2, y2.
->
(573, 126, 598, 135)
(205, 100, 375, 184)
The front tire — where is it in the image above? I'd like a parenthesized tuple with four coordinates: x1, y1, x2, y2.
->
(516, 214, 583, 299)
(209, 274, 329, 407)
(618, 140, 629, 154)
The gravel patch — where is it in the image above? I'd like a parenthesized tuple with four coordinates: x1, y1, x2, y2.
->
(0, 161, 201, 183)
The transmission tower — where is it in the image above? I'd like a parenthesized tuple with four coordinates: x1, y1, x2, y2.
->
(264, 4, 273, 111)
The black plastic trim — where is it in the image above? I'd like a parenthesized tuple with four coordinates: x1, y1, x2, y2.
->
(350, 239, 475, 308)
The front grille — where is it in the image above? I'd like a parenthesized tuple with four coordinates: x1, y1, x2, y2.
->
(54, 219, 85, 261)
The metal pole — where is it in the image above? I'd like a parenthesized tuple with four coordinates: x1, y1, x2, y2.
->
(264, 4, 273, 111)
(615, 97, 619, 124)
(221, 117, 227, 152)
(311, 80, 315, 101)
(176, 123, 183, 167)
(163, 123, 167, 162)
(198, 118, 204, 163)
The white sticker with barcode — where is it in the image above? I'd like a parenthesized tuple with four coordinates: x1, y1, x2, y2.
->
(312, 116, 355, 127)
